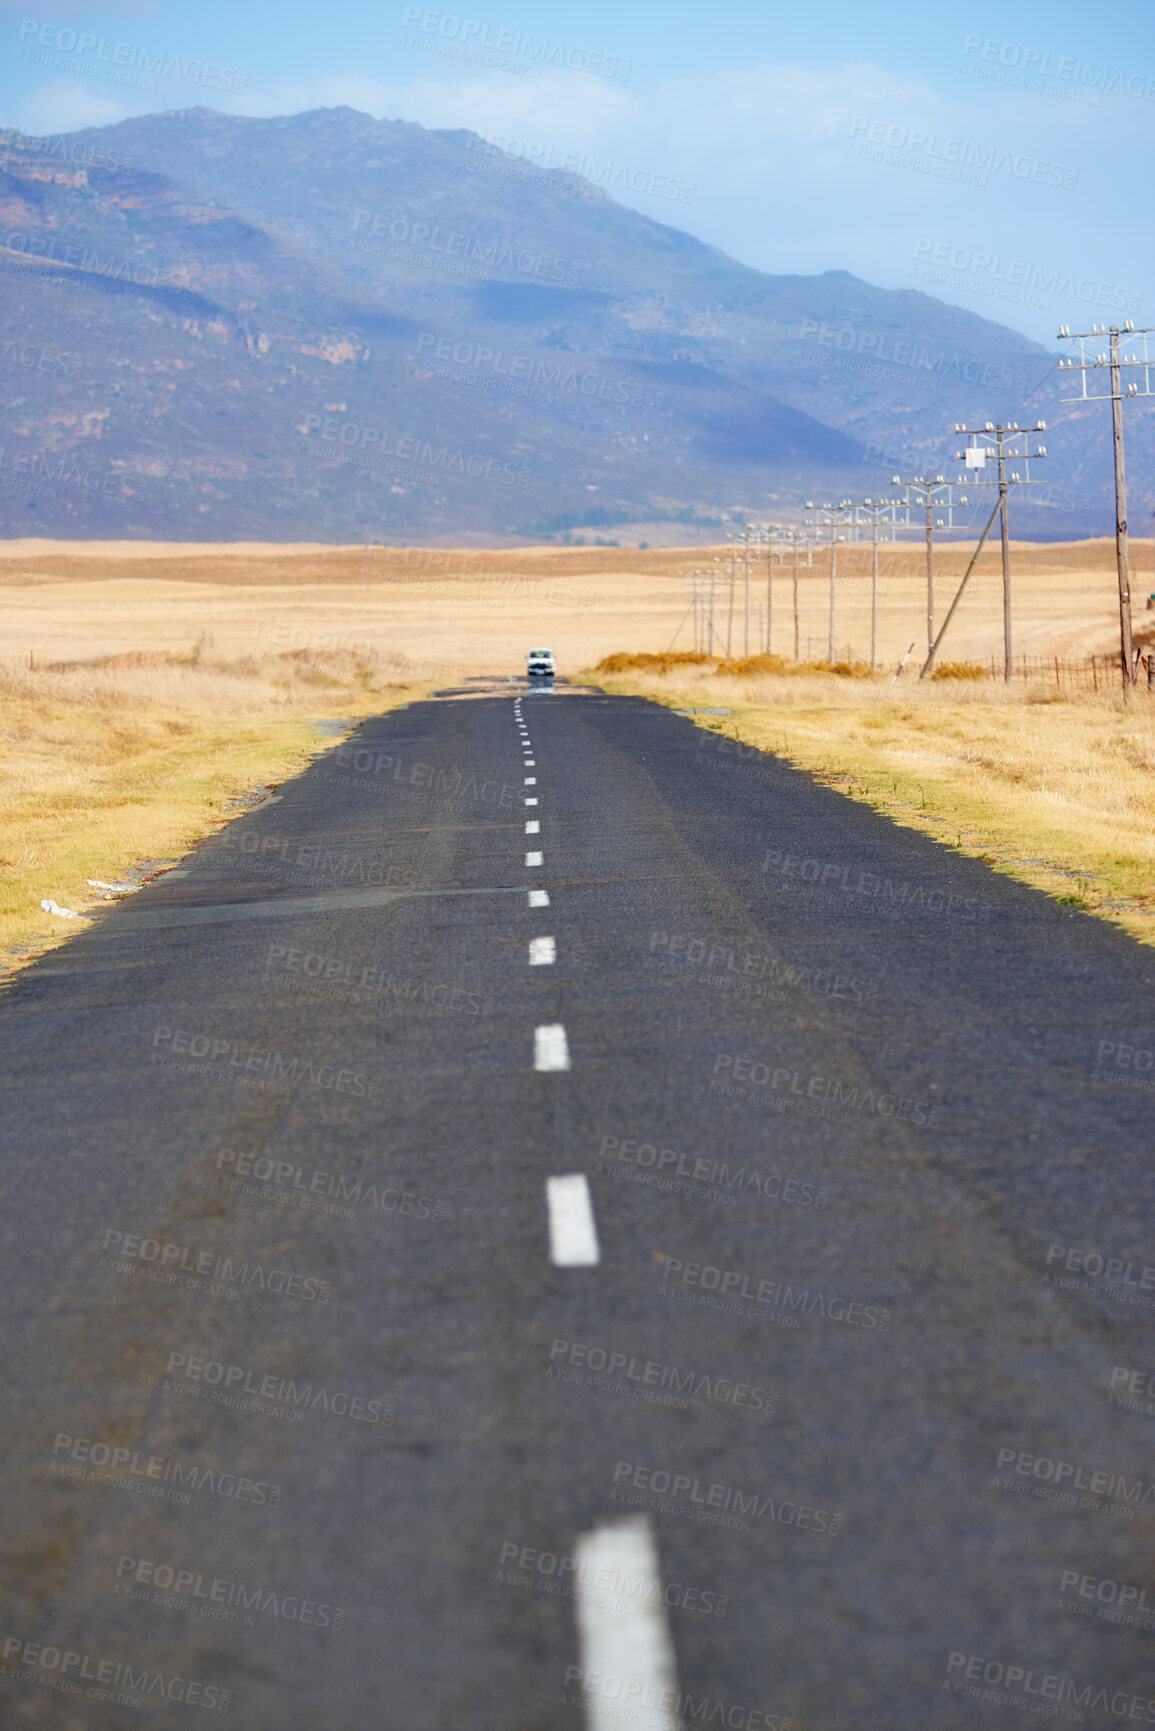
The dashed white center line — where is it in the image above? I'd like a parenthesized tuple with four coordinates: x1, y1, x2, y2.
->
(524, 777, 536, 785)
(524, 758, 535, 766)
(528, 889, 550, 907)
(574, 1519, 679, 1731)
(534, 1023, 570, 1071)
(525, 819, 540, 834)
(525, 797, 539, 806)
(529, 936, 556, 965)
(525, 850, 543, 867)
(546, 1173, 599, 1266)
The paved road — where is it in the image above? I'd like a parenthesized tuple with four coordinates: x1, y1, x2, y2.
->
(1, 679, 1154, 1731)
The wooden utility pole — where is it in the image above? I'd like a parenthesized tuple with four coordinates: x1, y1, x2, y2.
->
(997, 427, 1012, 682)
(805, 501, 853, 665)
(890, 476, 964, 675)
(1058, 322, 1154, 689)
(828, 527, 837, 664)
(850, 498, 900, 671)
(792, 536, 800, 662)
(925, 493, 934, 671)
(1110, 324, 1135, 684)
(743, 532, 751, 657)
(950, 422, 1047, 682)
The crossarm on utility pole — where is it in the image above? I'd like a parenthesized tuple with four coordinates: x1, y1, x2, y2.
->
(918, 496, 1002, 678)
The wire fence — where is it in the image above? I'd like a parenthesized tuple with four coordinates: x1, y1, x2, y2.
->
(984, 653, 1155, 691)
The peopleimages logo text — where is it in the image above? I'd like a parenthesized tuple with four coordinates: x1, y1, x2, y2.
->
(848, 117, 1078, 189)
(102, 1228, 331, 1303)
(116, 1554, 346, 1630)
(299, 413, 528, 487)
(16, 19, 248, 90)
(961, 34, 1155, 101)
(2, 1635, 229, 1712)
(165, 1349, 393, 1424)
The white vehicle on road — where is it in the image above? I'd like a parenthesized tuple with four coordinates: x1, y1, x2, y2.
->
(526, 648, 556, 678)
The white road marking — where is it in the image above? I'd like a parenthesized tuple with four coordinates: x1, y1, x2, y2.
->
(525, 851, 543, 866)
(524, 777, 536, 785)
(525, 820, 540, 834)
(534, 1023, 570, 1071)
(574, 1519, 679, 1731)
(528, 889, 550, 907)
(525, 797, 539, 806)
(524, 758, 535, 766)
(529, 936, 556, 965)
(546, 1173, 599, 1266)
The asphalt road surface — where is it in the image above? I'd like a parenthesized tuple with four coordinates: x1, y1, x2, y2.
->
(2, 678, 1154, 1731)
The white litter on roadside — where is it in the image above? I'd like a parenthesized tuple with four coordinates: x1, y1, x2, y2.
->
(40, 899, 80, 919)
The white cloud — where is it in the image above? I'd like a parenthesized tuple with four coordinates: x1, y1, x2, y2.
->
(214, 74, 406, 121)
(389, 68, 636, 148)
(6, 51, 1140, 346)
(214, 65, 636, 148)
(16, 77, 133, 135)
(654, 60, 932, 141)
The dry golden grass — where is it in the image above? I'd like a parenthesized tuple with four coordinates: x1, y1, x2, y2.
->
(3, 534, 1153, 964)
(2, 535, 1152, 678)
(0, 645, 429, 976)
(585, 655, 1155, 945)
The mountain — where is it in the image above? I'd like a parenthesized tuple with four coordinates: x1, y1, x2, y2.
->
(0, 106, 1146, 542)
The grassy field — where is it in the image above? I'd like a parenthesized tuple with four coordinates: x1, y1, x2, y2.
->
(2, 535, 1152, 675)
(585, 653, 1155, 946)
(1, 534, 1153, 966)
(0, 647, 428, 976)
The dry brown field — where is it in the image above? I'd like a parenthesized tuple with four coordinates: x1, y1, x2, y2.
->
(2, 535, 1153, 675)
(1, 535, 1154, 969)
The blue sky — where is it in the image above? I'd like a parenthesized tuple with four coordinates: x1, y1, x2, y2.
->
(2, 0, 1152, 344)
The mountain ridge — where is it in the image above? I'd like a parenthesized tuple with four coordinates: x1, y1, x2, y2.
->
(0, 105, 1140, 542)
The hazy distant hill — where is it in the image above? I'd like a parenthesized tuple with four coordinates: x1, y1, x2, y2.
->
(0, 106, 1146, 542)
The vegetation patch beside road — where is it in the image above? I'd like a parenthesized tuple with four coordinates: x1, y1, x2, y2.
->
(588, 653, 1155, 947)
(0, 646, 429, 977)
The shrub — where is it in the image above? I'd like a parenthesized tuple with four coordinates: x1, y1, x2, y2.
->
(931, 661, 987, 681)
(594, 651, 713, 674)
